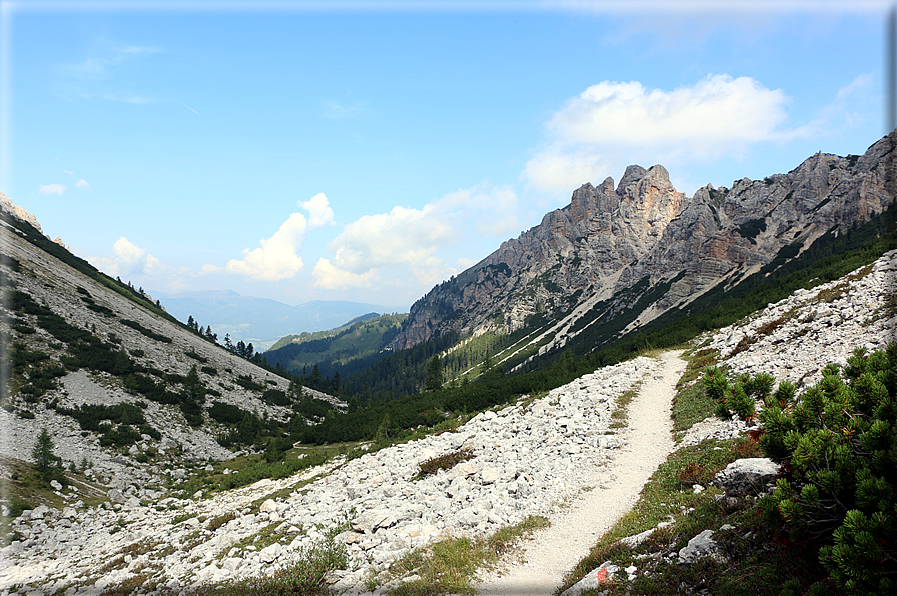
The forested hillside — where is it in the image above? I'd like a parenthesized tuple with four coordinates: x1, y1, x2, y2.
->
(262, 313, 406, 388)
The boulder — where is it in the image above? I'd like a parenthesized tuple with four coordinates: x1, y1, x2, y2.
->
(259, 542, 282, 563)
(480, 468, 501, 485)
(259, 499, 278, 514)
(678, 529, 723, 564)
(353, 510, 396, 534)
(713, 458, 780, 497)
(598, 436, 620, 449)
(561, 562, 620, 596)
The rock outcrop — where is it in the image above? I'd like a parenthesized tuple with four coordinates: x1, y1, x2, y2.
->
(713, 458, 780, 497)
(0, 191, 42, 233)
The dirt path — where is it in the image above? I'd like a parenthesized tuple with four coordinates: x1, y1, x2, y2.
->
(474, 350, 687, 595)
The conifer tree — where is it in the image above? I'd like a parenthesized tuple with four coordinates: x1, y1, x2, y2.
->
(32, 427, 60, 480)
(425, 355, 443, 391)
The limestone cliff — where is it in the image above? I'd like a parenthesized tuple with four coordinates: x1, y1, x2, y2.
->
(391, 132, 896, 353)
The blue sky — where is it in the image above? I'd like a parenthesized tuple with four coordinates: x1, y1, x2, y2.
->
(1, 1, 889, 310)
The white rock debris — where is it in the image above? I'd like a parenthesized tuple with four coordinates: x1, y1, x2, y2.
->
(1, 357, 662, 594)
(0, 237, 894, 594)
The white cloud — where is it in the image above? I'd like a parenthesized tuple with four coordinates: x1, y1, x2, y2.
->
(117, 45, 161, 55)
(56, 44, 161, 103)
(89, 237, 149, 277)
(39, 184, 65, 196)
(61, 58, 110, 82)
(62, 169, 74, 175)
(314, 182, 521, 293)
(75, 179, 90, 190)
(328, 204, 454, 274)
(301, 192, 335, 228)
(525, 74, 796, 192)
(88, 237, 190, 294)
(836, 73, 874, 101)
(223, 212, 307, 281)
(548, 75, 788, 146)
(311, 258, 379, 290)
(524, 146, 611, 193)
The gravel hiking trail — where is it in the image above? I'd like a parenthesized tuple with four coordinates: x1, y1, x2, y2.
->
(475, 349, 687, 595)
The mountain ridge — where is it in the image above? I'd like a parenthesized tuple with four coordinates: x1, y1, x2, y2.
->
(391, 133, 896, 366)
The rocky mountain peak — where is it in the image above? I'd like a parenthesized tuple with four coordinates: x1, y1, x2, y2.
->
(616, 165, 648, 193)
(392, 132, 896, 355)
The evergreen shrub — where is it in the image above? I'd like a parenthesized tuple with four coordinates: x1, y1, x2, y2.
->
(748, 344, 897, 595)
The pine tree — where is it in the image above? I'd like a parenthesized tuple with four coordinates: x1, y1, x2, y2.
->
(425, 355, 444, 391)
(32, 427, 60, 480)
(375, 413, 391, 447)
(183, 365, 206, 404)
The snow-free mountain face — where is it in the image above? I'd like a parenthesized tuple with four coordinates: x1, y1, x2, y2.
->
(158, 290, 400, 350)
(0, 201, 343, 496)
(392, 132, 897, 360)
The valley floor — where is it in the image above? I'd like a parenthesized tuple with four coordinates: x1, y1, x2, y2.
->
(1, 250, 894, 595)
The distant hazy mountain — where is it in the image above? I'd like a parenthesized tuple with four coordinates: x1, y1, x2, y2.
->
(156, 290, 402, 349)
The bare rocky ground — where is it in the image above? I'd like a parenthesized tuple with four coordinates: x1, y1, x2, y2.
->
(0, 221, 894, 595)
(475, 350, 686, 596)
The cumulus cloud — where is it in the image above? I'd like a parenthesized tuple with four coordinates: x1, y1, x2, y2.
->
(39, 184, 65, 196)
(301, 192, 335, 228)
(313, 182, 521, 291)
(224, 212, 307, 281)
(327, 204, 454, 274)
(88, 237, 189, 293)
(525, 74, 796, 192)
(311, 258, 379, 290)
(75, 179, 90, 190)
(89, 237, 151, 277)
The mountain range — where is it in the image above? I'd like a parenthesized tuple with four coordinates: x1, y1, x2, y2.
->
(155, 290, 399, 351)
(391, 133, 896, 368)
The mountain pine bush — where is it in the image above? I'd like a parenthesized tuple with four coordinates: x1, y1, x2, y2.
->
(748, 344, 897, 595)
(704, 365, 774, 422)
